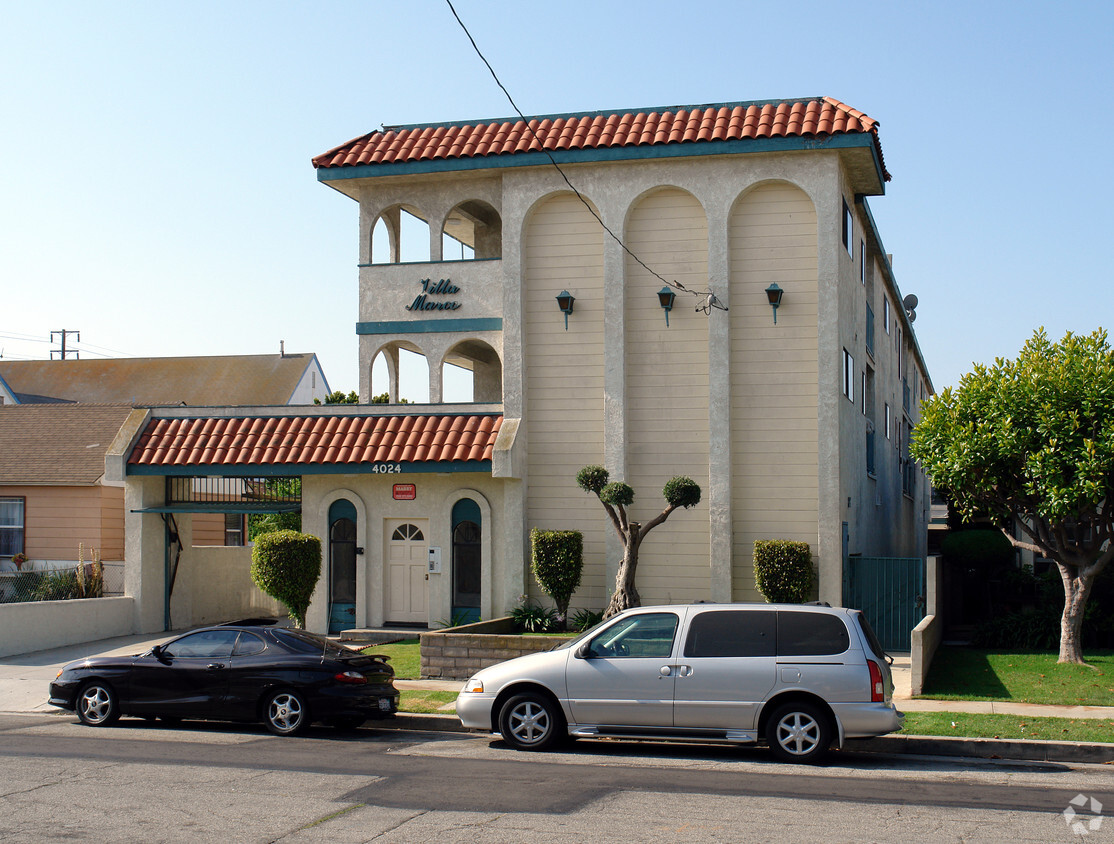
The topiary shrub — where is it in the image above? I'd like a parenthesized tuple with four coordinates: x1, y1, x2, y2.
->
(530, 529, 583, 629)
(753, 540, 814, 603)
(250, 530, 321, 628)
(941, 529, 1014, 570)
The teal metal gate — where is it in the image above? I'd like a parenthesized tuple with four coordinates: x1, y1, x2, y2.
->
(843, 556, 925, 652)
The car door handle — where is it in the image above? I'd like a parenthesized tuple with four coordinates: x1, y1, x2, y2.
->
(676, 665, 693, 678)
(206, 663, 227, 670)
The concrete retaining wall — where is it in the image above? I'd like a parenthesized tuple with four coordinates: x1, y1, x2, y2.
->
(910, 613, 942, 696)
(420, 616, 575, 679)
(0, 596, 134, 658)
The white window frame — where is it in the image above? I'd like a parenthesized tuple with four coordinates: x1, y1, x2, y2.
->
(842, 200, 854, 256)
(842, 349, 855, 402)
(883, 297, 890, 334)
(0, 497, 25, 557)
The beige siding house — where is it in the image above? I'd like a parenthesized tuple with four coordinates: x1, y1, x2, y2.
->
(115, 96, 933, 637)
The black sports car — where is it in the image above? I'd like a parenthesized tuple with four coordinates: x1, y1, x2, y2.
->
(49, 623, 398, 735)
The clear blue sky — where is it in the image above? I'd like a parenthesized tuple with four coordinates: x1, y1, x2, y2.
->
(2, 1, 1111, 396)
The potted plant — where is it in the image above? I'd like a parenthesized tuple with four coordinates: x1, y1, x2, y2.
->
(11, 553, 27, 572)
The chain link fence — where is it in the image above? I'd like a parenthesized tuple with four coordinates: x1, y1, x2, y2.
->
(0, 562, 125, 604)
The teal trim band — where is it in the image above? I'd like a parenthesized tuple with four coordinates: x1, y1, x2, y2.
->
(357, 318, 502, 335)
(132, 503, 302, 515)
(128, 461, 493, 477)
(318, 134, 882, 187)
(357, 257, 501, 268)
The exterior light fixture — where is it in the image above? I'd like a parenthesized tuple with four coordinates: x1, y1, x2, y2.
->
(765, 283, 784, 324)
(555, 290, 575, 330)
(657, 286, 677, 326)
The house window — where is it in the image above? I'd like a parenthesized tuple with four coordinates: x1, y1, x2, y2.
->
(865, 303, 875, 357)
(883, 297, 890, 334)
(0, 497, 25, 557)
(860, 240, 866, 283)
(885, 403, 891, 440)
(224, 514, 245, 547)
(842, 200, 853, 256)
(842, 349, 855, 402)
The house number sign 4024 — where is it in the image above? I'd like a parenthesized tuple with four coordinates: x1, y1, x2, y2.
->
(370, 463, 404, 474)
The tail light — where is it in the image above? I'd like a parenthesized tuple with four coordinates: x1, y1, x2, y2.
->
(334, 670, 367, 685)
(868, 660, 885, 702)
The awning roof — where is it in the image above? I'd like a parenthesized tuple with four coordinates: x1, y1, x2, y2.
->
(127, 412, 502, 475)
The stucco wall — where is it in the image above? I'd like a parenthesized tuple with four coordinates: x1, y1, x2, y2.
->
(0, 596, 133, 658)
(168, 541, 284, 629)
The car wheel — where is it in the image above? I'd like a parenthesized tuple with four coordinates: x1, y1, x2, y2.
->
(767, 702, 831, 764)
(76, 682, 120, 727)
(264, 689, 309, 736)
(332, 715, 365, 731)
(498, 692, 564, 751)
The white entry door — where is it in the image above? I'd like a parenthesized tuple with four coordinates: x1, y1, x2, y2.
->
(386, 520, 428, 624)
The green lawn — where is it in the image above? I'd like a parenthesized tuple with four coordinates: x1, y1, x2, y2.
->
(901, 711, 1114, 743)
(362, 639, 420, 680)
(400, 690, 458, 714)
(919, 647, 1114, 706)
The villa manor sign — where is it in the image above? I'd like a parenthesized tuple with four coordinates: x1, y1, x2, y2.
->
(406, 278, 461, 312)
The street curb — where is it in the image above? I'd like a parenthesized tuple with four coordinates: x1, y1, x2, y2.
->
(388, 712, 1114, 763)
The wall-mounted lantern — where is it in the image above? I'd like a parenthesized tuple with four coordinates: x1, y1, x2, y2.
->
(765, 283, 784, 324)
(556, 290, 575, 330)
(657, 286, 677, 326)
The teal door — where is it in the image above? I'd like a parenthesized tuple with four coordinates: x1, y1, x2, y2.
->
(328, 500, 357, 634)
(451, 499, 481, 623)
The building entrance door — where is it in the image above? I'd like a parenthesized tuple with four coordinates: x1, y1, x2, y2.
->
(328, 500, 358, 634)
(386, 520, 428, 624)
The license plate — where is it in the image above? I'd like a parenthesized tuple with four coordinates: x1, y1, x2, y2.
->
(378, 698, 392, 711)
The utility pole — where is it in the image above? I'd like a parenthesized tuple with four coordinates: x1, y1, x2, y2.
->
(50, 329, 80, 360)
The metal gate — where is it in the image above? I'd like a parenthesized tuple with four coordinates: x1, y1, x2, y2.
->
(843, 556, 925, 652)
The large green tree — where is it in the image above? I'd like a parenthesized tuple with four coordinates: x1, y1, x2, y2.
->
(910, 329, 1114, 664)
(576, 466, 701, 618)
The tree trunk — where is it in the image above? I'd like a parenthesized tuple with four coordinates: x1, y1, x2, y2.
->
(1057, 562, 1094, 665)
(603, 527, 641, 619)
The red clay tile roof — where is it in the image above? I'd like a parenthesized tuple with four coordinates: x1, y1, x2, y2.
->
(128, 414, 502, 468)
(313, 97, 889, 181)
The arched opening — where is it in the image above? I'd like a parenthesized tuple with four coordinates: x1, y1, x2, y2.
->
(442, 339, 502, 403)
(371, 205, 431, 264)
(451, 499, 482, 623)
(441, 200, 502, 261)
(371, 344, 430, 403)
(328, 499, 358, 634)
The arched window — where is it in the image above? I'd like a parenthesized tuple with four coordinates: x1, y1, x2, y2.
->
(328, 500, 357, 634)
(451, 499, 481, 622)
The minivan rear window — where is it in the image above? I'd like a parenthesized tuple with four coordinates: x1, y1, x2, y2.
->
(853, 611, 888, 661)
(777, 612, 850, 656)
(684, 610, 776, 658)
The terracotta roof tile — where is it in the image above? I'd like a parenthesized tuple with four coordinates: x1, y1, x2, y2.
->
(314, 97, 888, 181)
(128, 414, 503, 469)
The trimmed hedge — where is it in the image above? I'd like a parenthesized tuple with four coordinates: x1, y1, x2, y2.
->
(250, 530, 321, 628)
(530, 528, 583, 624)
(753, 540, 814, 603)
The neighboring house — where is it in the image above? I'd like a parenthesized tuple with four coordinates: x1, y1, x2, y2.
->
(0, 352, 330, 406)
(0, 371, 17, 406)
(0, 404, 143, 575)
(0, 353, 334, 576)
(116, 96, 934, 637)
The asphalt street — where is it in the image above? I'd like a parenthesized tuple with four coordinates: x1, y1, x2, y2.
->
(2, 712, 1111, 842)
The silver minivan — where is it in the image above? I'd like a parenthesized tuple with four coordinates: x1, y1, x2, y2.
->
(456, 602, 904, 763)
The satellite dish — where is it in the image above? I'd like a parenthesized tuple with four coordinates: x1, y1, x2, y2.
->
(903, 294, 919, 310)
(907, 310, 916, 323)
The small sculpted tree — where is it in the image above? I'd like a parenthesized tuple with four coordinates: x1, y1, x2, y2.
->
(530, 528, 583, 630)
(576, 466, 701, 619)
(250, 530, 322, 629)
(910, 329, 1114, 665)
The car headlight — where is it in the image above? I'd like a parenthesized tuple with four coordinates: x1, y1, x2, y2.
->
(463, 677, 484, 694)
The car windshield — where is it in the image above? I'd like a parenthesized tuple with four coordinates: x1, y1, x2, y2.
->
(271, 628, 358, 658)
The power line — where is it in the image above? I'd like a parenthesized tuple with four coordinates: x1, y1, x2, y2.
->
(51, 329, 80, 360)
(443, 0, 726, 313)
